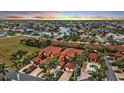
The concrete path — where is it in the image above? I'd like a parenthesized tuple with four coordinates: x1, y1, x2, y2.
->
(80, 68, 90, 79)
(28, 68, 43, 77)
(37, 72, 45, 78)
(59, 71, 73, 81)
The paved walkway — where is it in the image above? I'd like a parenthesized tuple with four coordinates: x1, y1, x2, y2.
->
(37, 72, 45, 78)
(59, 71, 73, 81)
(80, 68, 90, 79)
(28, 67, 43, 77)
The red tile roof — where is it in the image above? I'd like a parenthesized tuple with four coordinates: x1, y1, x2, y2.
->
(117, 46, 124, 52)
(88, 53, 97, 59)
(107, 45, 117, 51)
(74, 48, 84, 55)
(51, 40, 64, 46)
(39, 46, 62, 56)
(115, 53, 123, 57)
(60, 48, 83, 57)
(51, 40, 80, 48)
(40, 59, 49, 65)
(38, 50, 44, 56)
(64, 63, 74, 70)
(59, 61, 65, 68)
(51, 47, 63, 55)
(31, 57, 41, 64)
(115, 53, 124, 61)
(84, 44, 101, 49)
(107, 45, 124, 52)
(65, 42, 80, 47)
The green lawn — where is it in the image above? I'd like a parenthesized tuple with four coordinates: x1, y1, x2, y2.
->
(0, 36, 40, 67)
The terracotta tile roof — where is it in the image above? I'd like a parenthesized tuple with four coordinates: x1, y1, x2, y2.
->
(51, 47, 63, 55)
(107, 45, 117, 51)
(65, 42, 80, 47)
(43, 48, 52, 56)
(38, 50, 44, 56)
(31, 57, 41, 64)
(51, 40, 64, 46)
(117, 45, 124, 52)
(88, 53, 97, 59)
(84, 44, 101, 49)
(51, 40, 80, 48)
(115, 53, 123, 57)
(115, 52, 124, 60)
(60, 48, 83, 57)
(64, 63, 74, 70)
(59, 56, 65, 61)
(74, 48, 84, 55)
(107, 45, 124, 52)
(59, 61, 65, 68)
(39, 46, 62, 56)
(40, 59, 49, 65)
(62, 48, 75, 57)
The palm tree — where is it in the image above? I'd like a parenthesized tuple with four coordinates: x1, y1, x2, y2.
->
(10, 49, 29, 71)
(84, 48, 90, 55)
(78, 53, 87, 70)
(115, 59, 124, 73)
(89, 57, 108, 81)
(48, 57, 58, 69)
(89, 68, 106, 81)
(77, 43, 85, 49)
(39, 64, 47, 73)
(69, 54, 80, 81)
(41, 57, 59, 81)
(100, 45, 109, 53)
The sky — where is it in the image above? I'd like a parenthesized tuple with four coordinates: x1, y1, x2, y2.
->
(0, 11, 124, 18)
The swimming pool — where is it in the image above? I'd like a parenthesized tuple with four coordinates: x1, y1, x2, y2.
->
(90, 65, 98, 72)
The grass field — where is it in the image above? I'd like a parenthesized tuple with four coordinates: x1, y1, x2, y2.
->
(0, 36, 40, 67)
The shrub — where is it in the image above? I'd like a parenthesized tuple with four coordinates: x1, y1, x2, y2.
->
(25, 68, 32, 74)
(29, 65, 37, 70)
(111, 63, 117, 66)
(22, 68, 27, 72)
(77, 67, 80, 77)
(25, 65, 37, 74)
(53, 71, 63, 81)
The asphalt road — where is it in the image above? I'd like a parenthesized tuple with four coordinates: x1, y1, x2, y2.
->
(5, 70, 43, 81)
(104, 56, 118, 81)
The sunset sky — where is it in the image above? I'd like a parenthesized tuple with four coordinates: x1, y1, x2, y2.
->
(0, 11, 124, 20)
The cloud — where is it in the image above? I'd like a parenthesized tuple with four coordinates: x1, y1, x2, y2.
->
(0, 11, 61, 18)
(0, 11, 124, 19)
